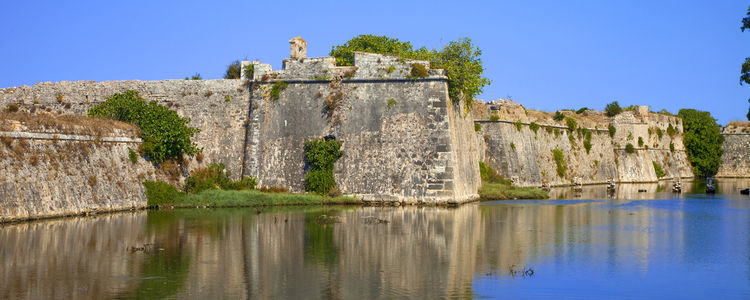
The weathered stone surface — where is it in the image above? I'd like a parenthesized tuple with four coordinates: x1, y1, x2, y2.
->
(0, 132, 157, 221)
(0, 79, 249, 178)
(717, 132, 750, 178)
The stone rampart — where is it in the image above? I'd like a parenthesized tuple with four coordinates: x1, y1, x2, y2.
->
(0, 130, 158, 222)
(478, 107, 693, 187)
(244, 52, 480, 203)
(716, 123, 750, 178)
(0, 79, 249, 178)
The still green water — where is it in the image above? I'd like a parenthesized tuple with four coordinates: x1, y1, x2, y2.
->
(1, 179, 749, 299)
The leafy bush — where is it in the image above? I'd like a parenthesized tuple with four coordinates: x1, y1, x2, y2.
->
(552, 149, 566, 178)
(678, 109, 724, 177)
(565, 117, 577, 132)
(88, 90, 200, 164)
(243, 64, 254, 79)
(330, 35, 490, 108)
(670, 142, 675, 152)
(128, 148, 138, 164)
(224, 60, 241, 79)
(304, 138, 343, 194)
(475, 123, 481, 132)
(576, 107, 589, 114)
(409, 63, 428, 79)
(652, 161, 666, 178)
(638, 136, 644, 147)
(143, 180, 181, 207)
(270, 81, 288, 100)
(529, 122, 540, 134)
(184, 163, 257, 194)
(608, 125, 616, 138)
(479, 162, 510, 184)
(625, 143, 635, 153)
(387, 98, 397, 109)
(667, 123, 676, 137)
(605, 101, 623, 117)
(514, 120, 523, 131)
(656, 128, 663, 140)
(584, 140, 592, 154)
(553, 111, 565, 121)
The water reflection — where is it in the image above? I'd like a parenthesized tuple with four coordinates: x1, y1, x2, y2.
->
(1, 183, 749, 299)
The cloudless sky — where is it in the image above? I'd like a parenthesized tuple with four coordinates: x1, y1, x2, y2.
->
(0, 0, 747, 124)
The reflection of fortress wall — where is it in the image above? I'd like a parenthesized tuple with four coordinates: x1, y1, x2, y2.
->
(0, 213, 148, 299)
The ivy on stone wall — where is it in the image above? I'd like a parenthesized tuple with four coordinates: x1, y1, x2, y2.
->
(304, 138, 343, 195)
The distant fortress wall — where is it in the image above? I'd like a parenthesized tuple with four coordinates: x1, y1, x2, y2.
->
(716, 122, 750, 178)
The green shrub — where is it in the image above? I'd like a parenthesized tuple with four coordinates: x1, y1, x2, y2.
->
(605, 101, 622, 117)
(529, 122, 539, 134)
(678, 109, 724, 177)
(184, 163, 257, 194)
(510, 142, 516, 150)
(625, 143, 635, 153)
(243, 64, 255, 79)
(304, 138, 343, 194)
(479, 162, 510, 184)
(387, 98, 397, 109)
(670, 142, 675, 152)
(583, 140, 592, 154)
(475, 123, 481, 132)
(88, 90, 200, 164)
(576, 107, 589, 114)
(514, 120, 523, 131)
(667, 123, 676, 137)
(565, 117, 577, 132)
(224, 60, 241, 79)
(143, 180, 180, 207)
(554, 128, 561, 137)
(409, 63, 429, 79)
(553, 111, 565, 121)
(552, 149, 566, 177)
(652, 161, 666, 178)
(189, 73, 202, 80)
(568, 134, 576, 143)
(489, 115, 500, 121)
(638, 136, 644, 147)
(128, 148, 138, 164)
(656, 128, 663, 140)
(270, 81, 288, 100)
(608, 125, 616, 138)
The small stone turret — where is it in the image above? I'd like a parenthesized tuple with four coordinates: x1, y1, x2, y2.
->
(289, 36, 307, 60)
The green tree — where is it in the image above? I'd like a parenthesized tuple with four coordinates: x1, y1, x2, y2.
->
(88, 91, 200, 164)
(678, 109, 724, 177)
(605, 101, 623, 117)
(224, 60, 241, 79)
(330, 35, 490, 107)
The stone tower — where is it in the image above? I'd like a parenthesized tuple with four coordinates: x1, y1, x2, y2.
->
(289, 36, 307, 60)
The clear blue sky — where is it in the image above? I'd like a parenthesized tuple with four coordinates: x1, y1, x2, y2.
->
(1, 0, 747, 125)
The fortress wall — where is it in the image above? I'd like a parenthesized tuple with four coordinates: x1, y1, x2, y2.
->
(717, 133, 750, 177)
(245, 77, 481, 203)
(478, 121, 618, 187)
(0, 79, 250, 178)
(479, 110, 692, 187)
(0, 130, 158, 221)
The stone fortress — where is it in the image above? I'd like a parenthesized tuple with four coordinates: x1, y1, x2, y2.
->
(0, 37, 745, 220)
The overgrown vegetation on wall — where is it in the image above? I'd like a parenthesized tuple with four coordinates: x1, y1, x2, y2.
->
(329, 34, 490, 108)
(184, 163, 257, 194)
(88, 90, 199, 164)
(304, 138, 343, 195)
(652, 161, 666, 178)
(478, 162, 548, 200)
(224, 60, 241, 79)
(270, 81, 288, 100)
(552, 149, 566, 178)
(678, 109, 724, 177)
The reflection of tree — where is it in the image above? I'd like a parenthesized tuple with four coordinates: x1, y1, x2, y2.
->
(118, 211, 191, 299)
(304, 211, 340, 267)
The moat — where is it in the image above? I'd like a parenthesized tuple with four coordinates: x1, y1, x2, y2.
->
(2, 179, 749, 299)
